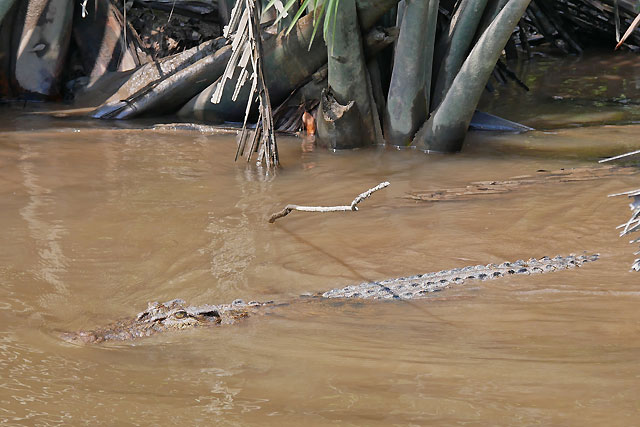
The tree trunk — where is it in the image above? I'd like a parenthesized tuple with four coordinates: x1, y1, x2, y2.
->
(11, 0, 74, 99)
(431, 0, 489, 110)
(178, 0, 399, 122)
(73, 0, 150, 79)
(383, 0, 439, 146)
(317, 0, 379, 149)
(0, 0, 17, 23)
(413, 0, 532, 152)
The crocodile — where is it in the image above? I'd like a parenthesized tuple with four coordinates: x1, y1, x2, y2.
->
(62, 253, 599, 344)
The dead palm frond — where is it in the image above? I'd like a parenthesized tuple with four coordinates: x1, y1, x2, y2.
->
(603, 150, 640, 271)
(212, 0, 279, 170)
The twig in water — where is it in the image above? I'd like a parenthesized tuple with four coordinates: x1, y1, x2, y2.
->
(268, 182, 390, 223)
(609, 189, 640, 271)
(599, 149, 640, 163)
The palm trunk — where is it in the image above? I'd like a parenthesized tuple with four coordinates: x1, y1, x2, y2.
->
(431, 0, 489, 110)
(383, 0, 439, 146)
(317, 0, 380, 149)
(413, 0, 533, 153)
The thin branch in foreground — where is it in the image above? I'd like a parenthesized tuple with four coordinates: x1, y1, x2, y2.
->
(268, 182, 390, 223)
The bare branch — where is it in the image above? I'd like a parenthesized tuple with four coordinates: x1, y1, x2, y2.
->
(268, 182, 390, 223)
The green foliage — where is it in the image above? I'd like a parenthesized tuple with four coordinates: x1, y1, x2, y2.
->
(264, 0, 341, 49)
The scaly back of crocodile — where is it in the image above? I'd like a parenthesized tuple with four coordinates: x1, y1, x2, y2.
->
(322, 253, 599, 299)
(62, 253, 598, 344)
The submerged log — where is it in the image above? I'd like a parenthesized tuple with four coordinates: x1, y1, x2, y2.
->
(407, 166, 637, 201)
(10, 0, 74, 99)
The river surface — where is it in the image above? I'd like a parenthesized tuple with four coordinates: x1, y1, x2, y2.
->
(2, 53, 640, 425)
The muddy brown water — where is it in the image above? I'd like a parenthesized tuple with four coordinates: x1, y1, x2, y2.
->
(2, 54, 640, 425)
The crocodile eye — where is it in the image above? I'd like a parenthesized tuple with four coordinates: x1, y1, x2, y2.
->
(174, 310, 187, 319)
(200, 310, 219, 318)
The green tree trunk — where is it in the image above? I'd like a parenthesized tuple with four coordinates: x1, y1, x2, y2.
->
(383, 0, 439, 146)
(413, 0, 532, 152)
(0, 0, 17, 23)
(431, 0, 489, 110)
(475, 0, 510, 40)
(317, 0, 379, 148)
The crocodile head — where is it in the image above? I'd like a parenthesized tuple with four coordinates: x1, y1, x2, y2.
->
(61, 299, 257, 344)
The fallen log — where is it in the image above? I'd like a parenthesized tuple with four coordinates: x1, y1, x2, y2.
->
(90, 37, 228, 118)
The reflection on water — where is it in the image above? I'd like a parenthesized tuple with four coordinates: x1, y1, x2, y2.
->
(2, 58, 640, 422)
(480, 50, 640, 129)
(18, 143, 69, 298)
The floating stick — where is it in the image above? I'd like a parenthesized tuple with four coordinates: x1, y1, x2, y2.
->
(268, 182, 390, 223)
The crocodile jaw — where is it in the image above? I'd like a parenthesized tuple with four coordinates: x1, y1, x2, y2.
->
(61, 300, 222, 344)
(61, 299, 261, 344)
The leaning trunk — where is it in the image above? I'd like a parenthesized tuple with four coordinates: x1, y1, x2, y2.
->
(91, 38, 228, 118)
(431, 0, 489, 110)
(0, 0, 17, 24)
(413, 0, 532, 152)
